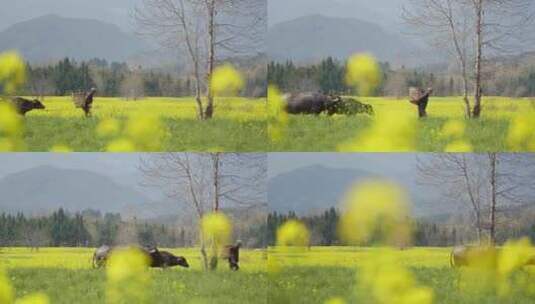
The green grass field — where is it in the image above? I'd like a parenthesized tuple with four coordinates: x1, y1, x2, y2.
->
(16, 96, 267, 152)
(0, 247, 268, 304)
(3, 247, 534, 303)
(269, 97, 535, 152)
(268, 247, 535, 304)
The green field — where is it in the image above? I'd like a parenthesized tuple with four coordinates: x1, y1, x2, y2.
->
(3, 247, 534, 303)
(269, 97, 535, 152)
(0, 247, 268, 304)
(15, 96, 267, 152)
(268, 247, 535, 304)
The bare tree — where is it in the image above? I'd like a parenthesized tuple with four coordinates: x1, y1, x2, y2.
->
(417, 153, 535, 245)
(120, 68, 145, 100)
(403, 0, 535, 118)
(134, 0, 266, 120)
(139, 153, 266, 269)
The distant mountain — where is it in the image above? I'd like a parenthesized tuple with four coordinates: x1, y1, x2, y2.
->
(267, 14, 415, 64)
(0, 14, 149, 63)
(268, 164, 453, 217)
(0, 165, 149, 215)
(268, 165, 377, 214)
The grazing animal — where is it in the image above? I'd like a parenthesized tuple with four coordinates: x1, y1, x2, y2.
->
(82, 88, 96, 117)
(8, 97, 45, 115)
(409, 87, 433, 118)
(92, 245, 189, 269)
(284, 93, 342, 115)
(222, 240, 242, 271)
(450, 245, 535, 268)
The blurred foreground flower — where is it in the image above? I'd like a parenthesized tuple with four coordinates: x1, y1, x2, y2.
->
(276, 220, 310, 247)
(338, 112, 416, 152)
(1, 267, 50, 304)
(210, 64, 244, 96)
(0, 51, 26, 94)
(267, 86, 288, 143)
(441, 120, 472, 152)
(324, 297, 347, 304)
(507, 114, 535, 151)
(0, 103, 24, 151)
(345, 53, 382, 96)
(338, 180, 412, 247)
(201, 212, 232, 246)
(103, 112, 168, 152)
(106, 247, 151, 304)
(359, 249, 433, 304)
(14, 293, 49, 304)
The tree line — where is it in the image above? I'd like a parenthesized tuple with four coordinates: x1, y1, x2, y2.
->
(265, 209, 535, 247)
(268, 57, 535, 98)
(23, 57, 266, 99)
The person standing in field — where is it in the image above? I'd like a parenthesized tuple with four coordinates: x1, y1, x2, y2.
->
(82, 88, 97, 117)
(410, 87, 433, 118)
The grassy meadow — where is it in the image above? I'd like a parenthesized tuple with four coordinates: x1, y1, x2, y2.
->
(0, 247, 268, 304)
(16, 96, 267, 152)
(268, 246, 535, 304)
(269, 96, 535, 152)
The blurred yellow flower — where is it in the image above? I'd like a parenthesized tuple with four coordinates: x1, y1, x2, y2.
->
(445, 141, 472, 152)
(0, 267, 14, 304)
(441, 120, 465, 138)
(345, 53, 382, 96)
(338, 112, 415, 152)
(497, 238, 535, 297)
(267, 86, 288, 143)
(50, 145, 72, 153)
(0, 51, 26, 94)
(338, 180, 412, 246)
(507, 114, 535, 151)
(106, 247, 150, 304)
(276, 220, 310, 247)
(14, 293, 49, 304)
(106, 138, 136, 152)
(324, 297, 346, 304)
(201, 212, 232, 246)
(210, 64, 244, 96)
(97, 118, 121, 138)
(125, 113, 167, 151)
(0, 103, 22, 136)
(441, 119, 472, 152)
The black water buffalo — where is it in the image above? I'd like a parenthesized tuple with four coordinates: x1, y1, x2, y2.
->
(283, 93, 342, 115)
(8, 97, 45, 115)
(92, 245, 189, 269)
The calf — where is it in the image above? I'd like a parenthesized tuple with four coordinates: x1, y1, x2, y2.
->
(284, 93, 342, 115)
(92, 245, 189, 269)
(334, 98, 374, 116)
(8, 97, 45, 115)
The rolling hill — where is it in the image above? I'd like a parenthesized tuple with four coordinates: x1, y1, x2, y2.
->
(0, 165, 150, 215)
(267, 14, 415, 64)
(0, 14, 149, 63)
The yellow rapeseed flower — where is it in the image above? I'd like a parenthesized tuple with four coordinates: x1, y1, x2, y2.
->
(276, 220, 310, 247)
(97, 118, 121, 138)
(324, 297, 347, 304)
(507, 114, 535, 151)
(338, 180, 412, 246)
(210, 64, 244, 96)
(201, 212, 232, 246)
(441, 119, 472, 152)
(267, 86, 288, 143)
(106, 247, 150, 304)
(338, 112, 416, 152)
(14, 293, 49, 304)
(345, 53, 382, 96)
(445, 141, 473, 152)
(106, 138, 136, 152)
(441, 120, 465, 138)
(0, 103, 22, 136)
(125, 112, 167, 151)
(0, 267, 14, 304)
(0, 51, 26, 94)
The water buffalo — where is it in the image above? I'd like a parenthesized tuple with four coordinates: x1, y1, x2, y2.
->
(283, 93, 342, 115)
(450, 245, 535, 268)
(92, 245, 189, 269)
(8, 97, 45, 115)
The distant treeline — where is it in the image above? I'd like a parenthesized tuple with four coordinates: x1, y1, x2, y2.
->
(266, 209, 535, 247)
(21, 57, 267, 98)
(0, 208, 266, 249)
(268, 57, 535, 97)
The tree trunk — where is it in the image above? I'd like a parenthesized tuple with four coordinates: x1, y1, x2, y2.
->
(472, 0, 483, 118)
(204, 0, 216, 119)
(488, 153, 497, 246)
(213, 153, 220, 212)
(193, 63, 205, 120)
